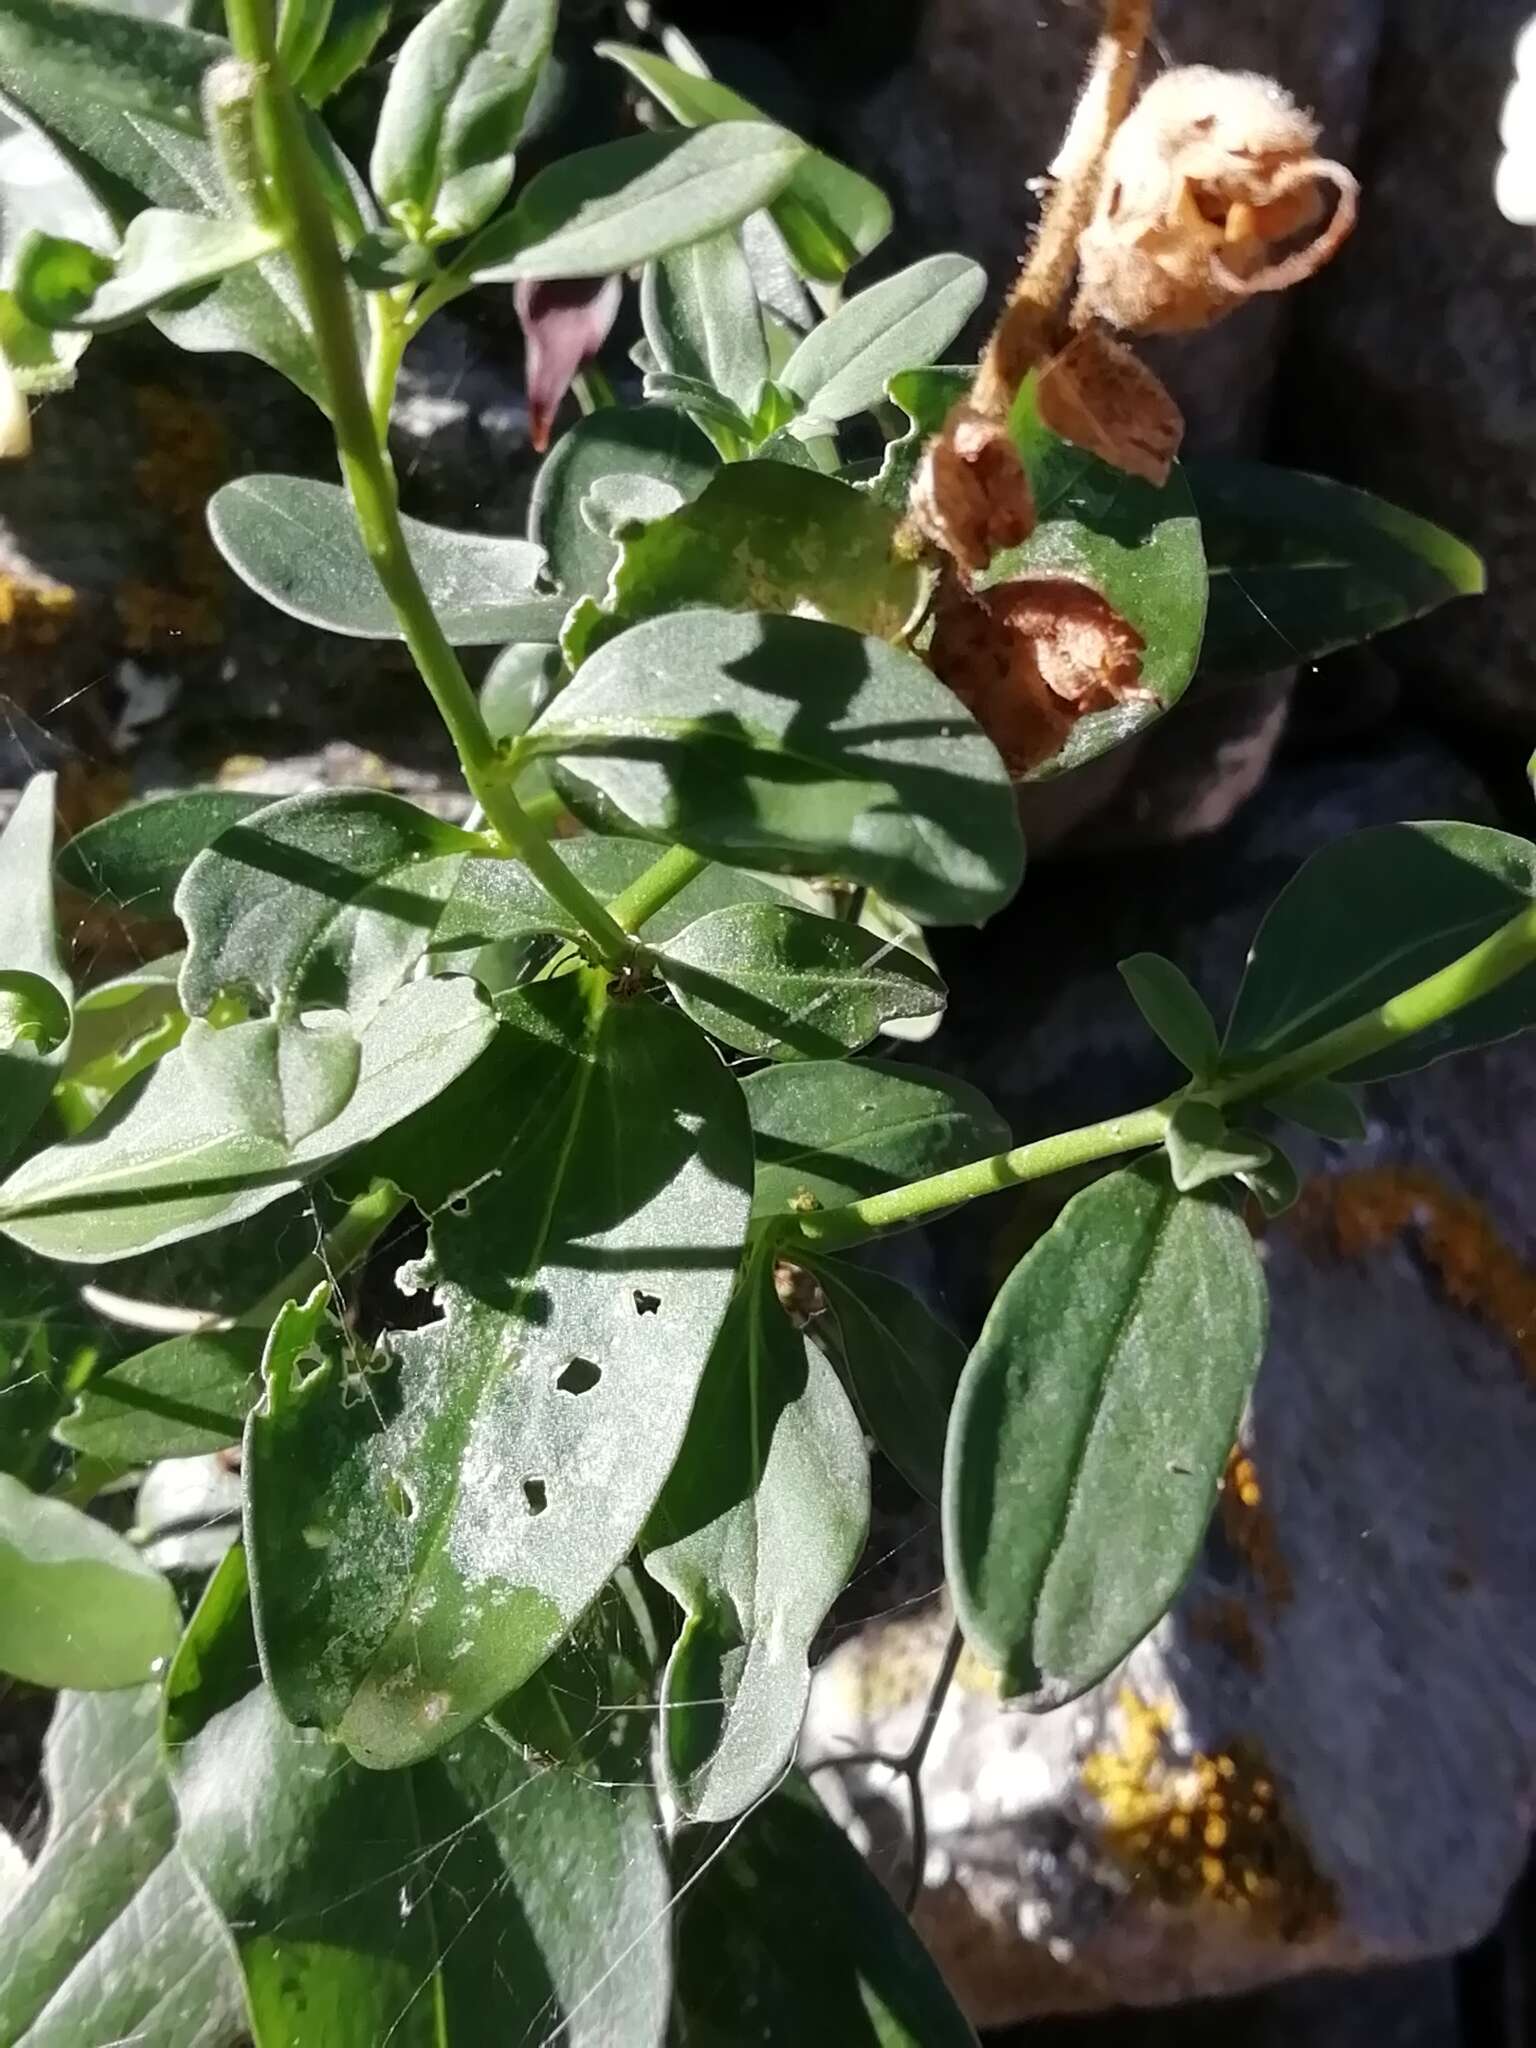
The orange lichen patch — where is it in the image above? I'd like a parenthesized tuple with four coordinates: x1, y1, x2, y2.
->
(1290, 1167, 1536, 1385)
(907, 405, 1037, 577)
(0, 569, 76, 652)
(1081, 1688, 1337, 1938)
(929, 571, 1152, 776)
(1036, 326, 1185, 486)
(1219, 1446, 1293, 1612)
(116, 385, 229, 651)
(1188, 1595, 1266, 1674)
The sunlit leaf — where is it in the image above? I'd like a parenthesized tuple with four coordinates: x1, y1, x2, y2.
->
(58, 791, 269, 922)
(15, 209, 275, 331)
(780, 257, 984, 425)
(0, 776, 72, 1172)
(641, 228, 768, 413)
(528, 403, 716, 599)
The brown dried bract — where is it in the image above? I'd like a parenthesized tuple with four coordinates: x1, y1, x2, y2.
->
(906, 404, 1036, 577)
(1075, 66, 1358, 335)
(1036, 324, 1185, 485)
(929, 572, 1153, 777)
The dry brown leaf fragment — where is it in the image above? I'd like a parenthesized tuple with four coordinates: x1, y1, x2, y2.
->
(906, 404, 1037, 577)
(928, 572, 1152, 777)
(1075, 65, 1358, 335)
(1036, 323, 1185, 485)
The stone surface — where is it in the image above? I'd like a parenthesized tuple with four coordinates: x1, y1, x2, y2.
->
(804, 731, 1536, 2026)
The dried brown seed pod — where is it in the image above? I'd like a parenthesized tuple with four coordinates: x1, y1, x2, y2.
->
(906, 405, 1037, 578)
(1035, 324, 1185, 485)
(1075, 65, 1358, 335)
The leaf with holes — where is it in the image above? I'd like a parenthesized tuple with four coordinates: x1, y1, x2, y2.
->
(0, 1687, 243, 2048)
(779, 257, 984, 424)
(524, 609, 1025, 925)
(1224, 822, 1536, 1080)
(371, 0, 556, 241)
(458, 124, 806, 283)
(529, 403, 717, 599)
(563, 464, 924, 666)
(208, 475, 554, 643)
(641, 228, 768, 413)
(176, 1681, 671, 2047)
(807, 1258, 966, 1506)
(867, 363, 972, 509)
(246, 972, 752, 1767)
(1189, 461, 1484, 684)
(944, 1159, 1267, 1705)
(660, 902, 944, 1060)
(15, 210, 276, 331)
(58, 791, 270, 922)
(0, 978, 494, 1263)
(674, 1775, 977, 2047)
(743, 1057, 1011, 1219)
(598, 43, 891, 283)
(641, 1246, 867, 1822)
(1118, 952, 1220, 1079)
(0, 1474, 181, 1689)
(982, 377, 1207, 779)
(0, 776, 72, 1172)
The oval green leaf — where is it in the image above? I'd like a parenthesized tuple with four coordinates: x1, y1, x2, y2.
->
(1118, 951, 1220, 1078)
(642, 228, 768, 414)
(529, 403, 717, 599)
(15, 210, 276, 332)
(58, 790, 270, 922)
(780, 255, 985, 423)
(944, 1159, 1267, 1706)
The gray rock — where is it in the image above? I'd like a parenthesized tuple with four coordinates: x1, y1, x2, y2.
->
(804, 733, 1536, 2025)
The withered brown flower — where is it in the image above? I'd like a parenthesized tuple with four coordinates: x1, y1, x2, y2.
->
(1035, 324, 1186, 485)
(906, 405, 1037, 578)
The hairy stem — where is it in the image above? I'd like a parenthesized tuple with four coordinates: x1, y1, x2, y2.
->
(223, 0, 631, 971)
(972, 0, 1151, 413)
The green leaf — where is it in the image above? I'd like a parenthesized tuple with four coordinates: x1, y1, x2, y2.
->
(779, 256, 984, 424)
(808, 1258, 965, 1506)
(642, 227, 768, 412)
(371, 0, 556, 241)
(0, 1238, 114, 1483)
(15, 209, 275, 331)
(57, 1323, 261, 1461)
(176, 789, 479, 1022)
(0, 1474, 180, 1689)
(673, 1775, 978, 2047)
(1223, 821, 1536, 1080)
(529, 403, 717, 599)
(53, 954, 187, 1134)
(563, 464, 924, 666)
(57, 790, 269, 921)
(494, 1572, 657, 1770)
(642, 1247, 867, 1822)
(867, 363, 972, 508)
(0, 1688, 243, 2048)
(525, 608, 1025, 926)
(297, 0, 391, 103)
(0, 286, 89, 397)
(247, 974, 752, 1767)
(1235, 1142, 1300, 1218)
(1118, 952, 1220, 1078)
(1163, 1099, 1271, 1193)
(660, 901, 945, 1060)
(0, 0, 340, 405)
(641, 367, 754, 452)
(1188, 461, 1485, 683)
(944, 1159, 1267, 1705)
(0, 977, 494, 1262)
(1260, 1075, 1367, 1141)
(742, 1056, 1011, 1218)
(0, 776, 72, 1172)
(597, 42, 891, 283)
(208, 474, 551, 642)
(459, 124, 806, 283)
(990, 377, 1208, 778)
(175, 1683, 670, 2047)
(162, 1540, 260, 1749)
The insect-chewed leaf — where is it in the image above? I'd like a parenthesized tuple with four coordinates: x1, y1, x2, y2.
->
(208, 475, 553, 643)
(175, 1682, 670, 2047)
(457, 124, 805, 283)
(1189, 460, 1484, 684)
(58, 791, 270, 922)
(597, 42, 890, 283)
(0, 979, 494, 1263)
(779, 255, 985, 423)
(673, 1775, 977, 2047)
(867, 363, 973, 509)
(659, 901, 945, 1061)
(529, 403, 717, 599)
(0, 775, 73, 1171)
(15, 210, 276, 332)
(563, 464, 924, 665)
(1224, 821, 1536, 1080)
(524, 608, 1025, 926)
(0, 1473, 181, 1690)
(246, 973, 752, 1768)
(944, 1158, 1267, 1706)
(743, 1057, 1011, 1218)
(641, 1247, 868, 1823)
(0, 1687, 243, 2048)
(642, 229, 768, 413)
(370, 0, 556, 241)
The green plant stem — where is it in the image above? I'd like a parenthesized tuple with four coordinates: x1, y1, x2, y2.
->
(364, 293, 411, 442)
(223, 0, 631, 972)
(246, 1174, 406, 1324)
(791, 896, 1536, 1252)
(606, 844, 710, 933)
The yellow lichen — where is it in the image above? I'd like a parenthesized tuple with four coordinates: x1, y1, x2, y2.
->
(116, 385, 229, 651)
(0, 569, 76, 650)
(1218, 1445, 1293, 1612)
(1080, 1687, 1337, 1938)
(1291, 1167, 1536, 1385)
